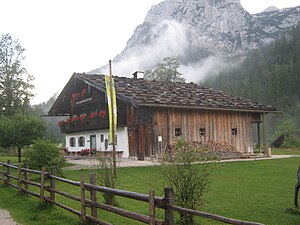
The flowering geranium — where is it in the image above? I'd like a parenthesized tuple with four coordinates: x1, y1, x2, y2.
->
(66, 117, 71, 125)
(72, 115, 80, 122)
(57, 111, 108, 128)
(57, 120, 65, 127)
(79, 114, 87, 123)
(80, 148, 97, 156)
(88, 112, 98, 119)
(99, 110, 107, 118)
(80, 148, 90, 156)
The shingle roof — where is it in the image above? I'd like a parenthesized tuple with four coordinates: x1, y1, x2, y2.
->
(76, 73, 276, 113)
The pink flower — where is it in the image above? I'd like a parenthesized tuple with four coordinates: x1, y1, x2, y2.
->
(99, 110, 107, 118)
(88, 112, 98, 119)
(72, 115, 80, 122)
(57, 120, 65, 127)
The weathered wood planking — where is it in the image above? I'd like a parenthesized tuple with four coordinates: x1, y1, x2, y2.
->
(154, 108, 256, 153)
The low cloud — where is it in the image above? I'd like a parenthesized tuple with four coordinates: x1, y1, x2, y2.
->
(180, 56, 228, 83)
(98, 19, 243, 83)
(100, 20, 188, 76)
(179, 56, 244, 83)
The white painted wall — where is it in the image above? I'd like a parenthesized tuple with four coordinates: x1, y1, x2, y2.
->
(65, 127, 129, 157)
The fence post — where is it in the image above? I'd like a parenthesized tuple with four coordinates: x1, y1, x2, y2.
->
(164, 187, 174, 225)
(5, 160, 11, 185)
(149, 189, 155, 225)
(1, 161, 4, 184)
(40, 167, 45, 202)
(80, 174, 86, 221)
(17, 163, 22, 193)
(90, 173, 97, 220)
(50, 167, 56, 204)
(24, 163, 29, 191)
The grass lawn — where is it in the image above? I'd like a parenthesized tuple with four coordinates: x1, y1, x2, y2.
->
(271, 147, 300, 155)
(1, 157, 300, 224)
(0, 156, 18, 164)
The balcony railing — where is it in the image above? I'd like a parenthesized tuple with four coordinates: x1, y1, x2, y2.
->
(60, 117, 109, 133)
(59, 116, 127, 133)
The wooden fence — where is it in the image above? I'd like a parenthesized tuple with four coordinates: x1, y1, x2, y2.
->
(0, 160, 264, 225)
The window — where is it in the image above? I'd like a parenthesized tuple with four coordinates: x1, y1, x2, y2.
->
(78, 136, 85, 147)
(199, 128, 205, 136)
(100, 134, 104, 142)
(70, 137, 76, 147)
(232, 128, 237, 136)
(175, 128, 181, 137)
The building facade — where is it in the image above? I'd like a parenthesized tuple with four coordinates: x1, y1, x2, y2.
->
(49, 72, 276, 159)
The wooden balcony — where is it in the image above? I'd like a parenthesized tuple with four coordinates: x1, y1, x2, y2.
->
(60, 117, 109, 133)
(60, 116, 127, 134)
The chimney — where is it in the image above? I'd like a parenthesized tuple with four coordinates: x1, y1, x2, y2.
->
(132, 71, 144, 79)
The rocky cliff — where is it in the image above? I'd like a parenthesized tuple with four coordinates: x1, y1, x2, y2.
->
(93, 0, 300, 77)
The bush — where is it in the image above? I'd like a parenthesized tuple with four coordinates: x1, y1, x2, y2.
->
(25, 139, 65, 175)
(97, 156, 118, 206)
(161, 139, 217, 225)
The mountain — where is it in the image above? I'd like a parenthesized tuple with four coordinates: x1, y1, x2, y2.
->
(92, 0, 300, 77)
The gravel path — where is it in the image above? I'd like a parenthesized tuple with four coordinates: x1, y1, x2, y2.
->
(0, 209, 19, 225)
(65, 155, 299, 170)
(65, 157, 160, 170)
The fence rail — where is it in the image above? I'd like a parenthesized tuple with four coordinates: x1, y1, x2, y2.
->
(0, 160, 264, 225)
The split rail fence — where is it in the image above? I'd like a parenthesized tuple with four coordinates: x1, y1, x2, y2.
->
(0, 160, 264, 225)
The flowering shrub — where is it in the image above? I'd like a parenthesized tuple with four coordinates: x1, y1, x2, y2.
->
(80, 148, 90, 156)
(80, 148, 97, 156)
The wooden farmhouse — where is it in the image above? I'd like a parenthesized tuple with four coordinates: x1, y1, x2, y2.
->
(49, 72, 276, 159)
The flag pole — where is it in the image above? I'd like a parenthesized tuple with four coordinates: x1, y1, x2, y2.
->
(109, 60, 117, 177)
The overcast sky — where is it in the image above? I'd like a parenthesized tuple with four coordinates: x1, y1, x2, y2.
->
(0, 0, 299, 104)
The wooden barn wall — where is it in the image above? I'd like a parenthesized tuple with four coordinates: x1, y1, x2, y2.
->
(127, 105, 153, 159)
(154, 108, 253, 153)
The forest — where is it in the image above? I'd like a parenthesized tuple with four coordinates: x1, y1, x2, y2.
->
(203, 25, 300, 145)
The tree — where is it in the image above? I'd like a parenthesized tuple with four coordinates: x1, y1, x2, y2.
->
(144, 57, 185, 82)
(0, 33, 34, 116)
(275, 117, 299, 147)
(0, 114, 46, 162)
